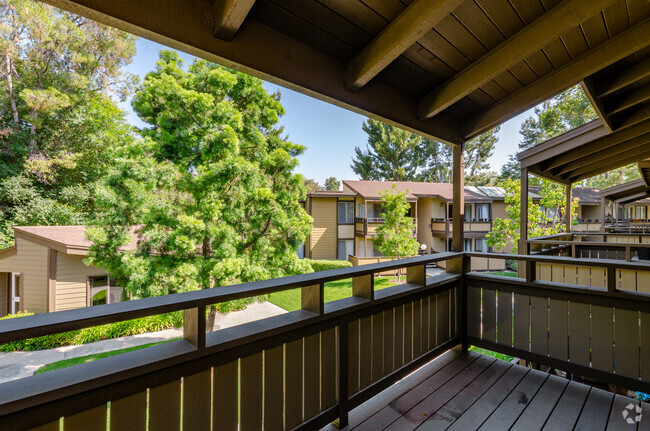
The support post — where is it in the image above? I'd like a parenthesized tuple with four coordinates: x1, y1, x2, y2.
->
(601, 197, 607, 233)
(451, 143, 465, 253)
(183, 305, 206, 349)
(565, 184, 572, 233)
(520, 168, 529, 254)
(406, 265, 426, 286)
(352, 275, 373, 300)
(301, 283, 324, 314)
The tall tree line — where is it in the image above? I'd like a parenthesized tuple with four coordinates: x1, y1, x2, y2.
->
(351, 118, 498, 185)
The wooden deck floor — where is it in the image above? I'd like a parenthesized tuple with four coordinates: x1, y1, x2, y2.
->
(324, 349, 650, 431)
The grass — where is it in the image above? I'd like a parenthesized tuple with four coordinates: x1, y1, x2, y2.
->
(469, 346, 515, 362)
(268, 276, 399, 312)
(34, 339, 176, 375)
(488, 271, 518, 277)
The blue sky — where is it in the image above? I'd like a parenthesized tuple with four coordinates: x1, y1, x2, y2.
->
(122, 38, 536, 185)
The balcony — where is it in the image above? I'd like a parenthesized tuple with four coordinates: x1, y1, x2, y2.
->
(528, 232, 650, 262)
(355, 217, 416, 237)
(430, 218, 492, 236)
(1, 252, 650, 430)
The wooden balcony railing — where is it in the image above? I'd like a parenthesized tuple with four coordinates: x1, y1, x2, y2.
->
(2, 251, 650, 430)
(527, 232, 650, 261)
(0, 253, 462, 431)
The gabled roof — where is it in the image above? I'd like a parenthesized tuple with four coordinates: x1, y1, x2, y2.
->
(12, 226, 138, 256)
(307, 190, 356, 198)
(600, 179, 650, 204)
(342, 180, 511, 202)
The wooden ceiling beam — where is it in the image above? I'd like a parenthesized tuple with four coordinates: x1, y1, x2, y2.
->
(461, 18, 650, 140)
(598, 57, 650, 98)
(580, 79, 613, 131)
(567, 146, 650, 183)
(345, 0, 463, 92)
(542, 120, 650, 171)
(418, 0, 618, 121)
(212, 0, 257, 41)
(615, 102, 650, 130)
(607, 82, 650, 116)
(551, 132, 650, 176)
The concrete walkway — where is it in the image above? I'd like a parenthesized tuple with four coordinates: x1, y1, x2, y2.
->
(0, 301, 286, 384)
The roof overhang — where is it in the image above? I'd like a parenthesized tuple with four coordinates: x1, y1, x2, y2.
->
(600, 179, 650, 204)
(638, 159, 650, 186)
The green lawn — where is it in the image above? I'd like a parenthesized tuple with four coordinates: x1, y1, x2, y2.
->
(487, 271, 518, 277)
(34, 340, 175, 375)
(268, 277, 399, 312)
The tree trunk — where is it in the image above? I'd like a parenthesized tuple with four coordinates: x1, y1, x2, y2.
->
(5, 54, 19, 126)
(206, 304, 218, 332)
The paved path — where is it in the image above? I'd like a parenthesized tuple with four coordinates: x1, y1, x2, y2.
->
(0, 301, 286, 383)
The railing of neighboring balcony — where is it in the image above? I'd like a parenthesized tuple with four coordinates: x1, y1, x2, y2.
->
(430, 218, 492, 235)
(527, 232, 650, 262)
(606, 222, 650, 234)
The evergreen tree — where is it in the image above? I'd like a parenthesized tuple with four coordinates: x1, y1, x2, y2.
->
(302, 177, 322, 192)
(324, 177, 341, 191)
(87, 52, 313, 329)
(465, 128, 498, 185)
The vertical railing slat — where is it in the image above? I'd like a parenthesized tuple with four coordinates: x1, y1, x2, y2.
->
(383, 308, 395, 376)
(149, 380, 181, 431)
(591, 305, 614, 372)
(213, 361, 238, 431)
(359, 316, 372, 389)
(548, 299, 568, 361)
(285, 338, 304, 430)
(614, 309, 639, 379)
(641, 312, 650, 381)
(413, 298, 423, 358)
(482, 289, 496, 343)
(371, 312, 383, 381)
(428, 295, 437, 349)
(182, 370, 212, 431)
(64, 405, 107, 431)
(321, 328, 338, 410)
(513, 294, 529, 351)
(403, 302, 413, 364)
(530, 296, 548, 356)
(347, 319, 360, 395)
(303, 333, 321, 421)
(394, 305, 405, 369)
(497, 290, 513, 347)
(437, 290, 450, 344)
(110, 391, 147, 431)
(467, 287, 481, 339)
(568, 302, 590, 366)
(240, 352, 263, 431)
(263, 345, 284, 431)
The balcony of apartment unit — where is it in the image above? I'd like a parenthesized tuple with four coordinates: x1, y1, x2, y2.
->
(354, 216, 417, 237)
(572, 218, 604, 232)
(3, 251, 650, 430)
(606, 219, 650, 234)
(430, 217, 492, 236)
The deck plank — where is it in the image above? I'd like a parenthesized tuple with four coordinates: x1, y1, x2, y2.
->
(606, 394, 640, 430)
(573, 387, 615, 431)
(353, 352, 479, 431)
(509, 374, 568, 431)
(416, 360, 513, 431)
(541, 381, 590, 431)
(444, 362, 529, 431)
(476, 368, 548, 430)
(384, 355, 496, 430)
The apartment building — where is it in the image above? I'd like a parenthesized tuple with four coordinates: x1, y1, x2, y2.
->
(303, 181, 609, 264)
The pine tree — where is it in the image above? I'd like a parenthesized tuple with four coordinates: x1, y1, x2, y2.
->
(324, 177, 341, 191)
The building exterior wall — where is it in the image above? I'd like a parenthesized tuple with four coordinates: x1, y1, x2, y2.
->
(55, 253, 107, 312)
(309, 197, 337, 259)
(0, 237, 48, 314)
(0, 273, 6, 317)
(416, 198, 433, 253)
(581, 204, 601, 220)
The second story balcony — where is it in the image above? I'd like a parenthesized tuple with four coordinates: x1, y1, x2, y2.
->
(431, 218, 492, 236)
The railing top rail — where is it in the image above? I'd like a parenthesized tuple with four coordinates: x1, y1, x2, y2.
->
(0, 252, 462, 343)
(466, 251, 650, 271)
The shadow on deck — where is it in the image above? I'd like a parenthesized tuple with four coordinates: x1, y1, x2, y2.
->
(325, 349, 649, 431)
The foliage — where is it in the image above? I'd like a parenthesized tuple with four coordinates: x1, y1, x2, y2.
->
(87, 51, 313, 327)
(302, 176, 323, 192)
(486, 178, 579, 254)
(34, 340, 175, 375)
(0, 0, 137, 248)
(351, 119, 497, 184)
(307, 258, 352, 272)
(0, 312, 182, 352)
(469, 346, 515, 362)
(268, 277, 397, 312)
(499, 86, 597, 182)
(351, 119, 422, 181)
(324, 177, 341, 191)
(374, 185, 419, 259)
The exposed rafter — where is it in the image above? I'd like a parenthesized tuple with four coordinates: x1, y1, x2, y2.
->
(607, 82, 650, 116)
(417, 0, 618, 121)
(461, 18, 650, 139)
(212, 0, 256, 41)
(638, 159, 650, 186)
(580, 79, 613, 131)
(345, 0, 463, 92)
(598, 56, 650, 98)
(568, 146, 650, 183)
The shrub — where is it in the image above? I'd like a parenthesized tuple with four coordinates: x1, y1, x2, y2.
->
(307, 259, 353, 272)
(0, 311, 183, 352)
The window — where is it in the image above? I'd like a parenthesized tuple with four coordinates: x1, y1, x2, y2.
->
(635, 206, 646, 219)
(448, 204, 453, 219)
(475, 238, 489, 253)
(89, 276, 123, 306)
(296, 243, 305, 259)
(475, 204, 490, 221)
(367, 203, 384, 221)
(9, 273, 21, 314)
(337, 240, 354, 260)
(464, 204, 472, 222)
(358, 203, 365, 218)
(338, 201, 354, 224)
(464, 238, 472, 252)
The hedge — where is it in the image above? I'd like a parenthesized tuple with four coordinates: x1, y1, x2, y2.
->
(0, 311, 183, 352)
(307, 259, 353, 272)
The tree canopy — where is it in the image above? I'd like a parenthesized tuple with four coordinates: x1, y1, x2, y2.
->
(0, 0, 138, 247)
(86, 51, 312, 323)
(374, 185, 419, 258)
(324, 177, 341, 191)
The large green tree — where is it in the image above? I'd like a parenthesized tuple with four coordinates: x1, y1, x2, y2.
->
(324, 177, 341, 191)
(374, 185, 419, 259)
(87, 52, 313, 327)
(0, 0, 137, 247)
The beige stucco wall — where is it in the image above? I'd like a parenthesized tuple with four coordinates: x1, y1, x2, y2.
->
(431, 198, 447, 219)
(56, 253, 107, 312)
(581, 204, 600, 220)
(310, 197, 337, 259)
(0, 237, 48, 314)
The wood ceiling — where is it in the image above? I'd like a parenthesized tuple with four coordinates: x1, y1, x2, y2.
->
(41, 0, 650, 148)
